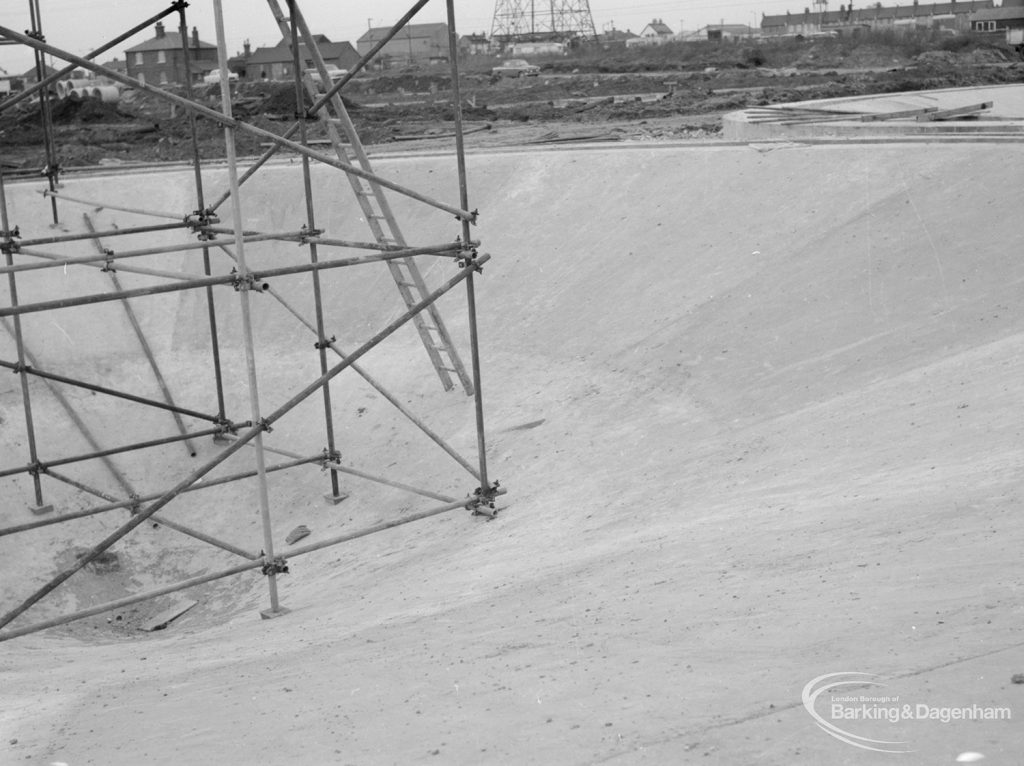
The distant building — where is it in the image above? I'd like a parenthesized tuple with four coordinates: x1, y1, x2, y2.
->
(357, 23, 450, 66)
(706, 24, 756, 41)
(459, 33, 492, 56)
(0, 66, 10, 96)
(510, 40, 565, 55)
(245, 36, 360, 81)
(762, 2, 993, 37)
(593, 28, 639, 49)
(970, 0, 1024, 42)
(101, 58, 128, 77)
(627, 19, 674, 47)
(125, 21, 218, 86)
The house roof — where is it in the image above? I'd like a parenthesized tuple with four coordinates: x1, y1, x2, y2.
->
(763, 1, 993, 27)
(247, 41, 358, 65)
(127, 31, 216, 53)
(708, 24, 753, 34)
(971, 6, 1024, 21)
(357, 23, 448, 44)
(643, 20, 673, 35)
(21, 63, 58, 79)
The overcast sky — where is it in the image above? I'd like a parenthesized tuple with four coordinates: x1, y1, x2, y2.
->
(0, 0, 900, 76)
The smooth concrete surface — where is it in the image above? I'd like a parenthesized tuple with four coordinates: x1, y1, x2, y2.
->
(2, 141, 1024, 764)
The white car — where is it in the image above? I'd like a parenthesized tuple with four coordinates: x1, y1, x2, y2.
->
(203, 70, 239, 84)
(305, 66, 348, 87)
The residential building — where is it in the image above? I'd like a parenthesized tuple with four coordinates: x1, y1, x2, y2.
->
(706, 24, 757, 41)
(626, 19, 674, 47)
(970, 0, 1024, 41)
(0, 66, 10, 96)
(593, 28, 639, 49)
(357, 23, 450, 66)
(761, 1, 993, 37)
(125, 21, 218, 86)
(245, 36, 360, 81)
(459, 33, 492, 56)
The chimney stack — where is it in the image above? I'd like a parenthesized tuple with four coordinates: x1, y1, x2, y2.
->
(192, 27, 199, 47)
(155, 21, 165, 38)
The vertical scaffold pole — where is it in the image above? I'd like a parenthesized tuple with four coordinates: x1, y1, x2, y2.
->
(0, 168, 50, 513)
(211, 0, 283, 617)
(445, 0, 491, 494)
(288, 1, 343, 503)
(178, 5, 227, 424)
(27, 0, 59, 225)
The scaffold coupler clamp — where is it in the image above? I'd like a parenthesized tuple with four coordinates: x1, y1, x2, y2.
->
(456, 246, 482, 272)
(100, 247, 116, 272)
(260, 553, 290, 576)
(127, 493, 142, 515)
(186, 208, 220, 240)
(466, 480, 500, 518)
(319, 448, 342, 472)
(0, 225, 20, 254)
(27, 460, 46, 478)
(213, 416, 240, 438)
(229, 268, 269, 293)
(314, 334, 336, 350)
(298, 224, 323, 245)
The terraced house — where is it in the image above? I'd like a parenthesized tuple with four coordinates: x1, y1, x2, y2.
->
(761, 1, 994, 37)
(125, 21, 218, 86)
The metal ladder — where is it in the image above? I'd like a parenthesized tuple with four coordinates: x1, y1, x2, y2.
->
(264, 1, 473, 394)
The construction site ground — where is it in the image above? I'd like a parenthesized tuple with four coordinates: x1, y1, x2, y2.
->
(2, 38, 1024, 167)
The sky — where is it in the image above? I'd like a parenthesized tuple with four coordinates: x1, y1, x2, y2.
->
(0, 0, 912, 76)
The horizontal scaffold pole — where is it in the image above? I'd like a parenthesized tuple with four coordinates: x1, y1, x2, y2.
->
(0, 558, 261, 642)
(44, 468, 258, 560)
(0, 243, 467, 318)
(16, 221, 191, 248)
(0, 425, 226, 480)
(0, 359, 221, 423)
(19, 247, 198, 282)
(0, 487, 497, 642)
(42, 189, 184, 221)
(0, 455, 319, 538)
(0, 255, 487, 631)
(0, 230, 311, 277)
(0, 26, 477, 223)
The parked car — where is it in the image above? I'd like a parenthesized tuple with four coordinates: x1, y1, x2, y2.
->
(203, 70, 238, 84)
(491, 59, 540, 77)
(305, 65, 348, 87)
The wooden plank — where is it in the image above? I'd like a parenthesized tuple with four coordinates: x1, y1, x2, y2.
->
(917, 101, 993, 121)
(138, 598, 198, 632)
(860, 106, 938, 122)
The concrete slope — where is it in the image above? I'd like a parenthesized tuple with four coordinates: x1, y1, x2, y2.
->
(2, 142, 1023, 765)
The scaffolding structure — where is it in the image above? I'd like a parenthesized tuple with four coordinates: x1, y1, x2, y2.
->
(0, 0, 500, 642)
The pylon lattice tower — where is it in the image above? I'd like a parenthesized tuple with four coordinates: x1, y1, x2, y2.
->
(490, 0, 597, 43)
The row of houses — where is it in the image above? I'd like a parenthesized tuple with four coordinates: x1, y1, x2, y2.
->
(118, 21, 483, 87)
(6, 2, 1024, 92)
(761, 1, 1002, 37)
(611, 1, 1024, 45)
